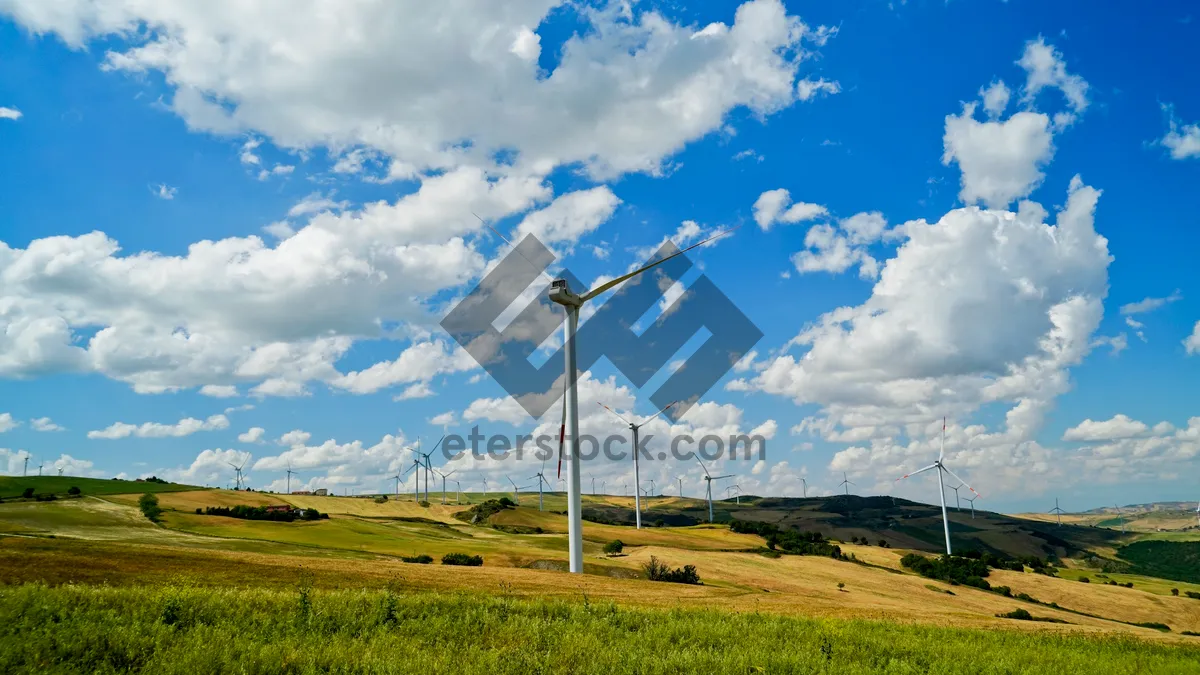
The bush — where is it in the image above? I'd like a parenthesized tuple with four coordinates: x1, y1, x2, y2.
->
(67, 486, 81, 496)
(21, 488, 34, 499)
(442, 553, 483, 567)
(998, 608, 1032, 621)
(993, 586, 1012, 597)
(1171, 588, 1179, 596)
(497, 497, 516, 507)
(1183, 631, 1200, 637)
(603, 540, 624, 555)
(900, 553, 989, 586)
(877, 540, 889, 548)
(1078, 577, 1089, 583)
(202, 505, 313, 522)
(138, 493, 162, 522)
(418, 500, 431, 508)
(837, 582, 845, 591)
(760, 549, 781, 559)
(1186, 591, 1200, 600)
(374, 495, 388, 504)
(195, 508, 202, 514)
(1133, 622, 1170, 632)
(996, 608, 1069, 624)
(401, 554, 433, 564)
(643, 556, 701, 585)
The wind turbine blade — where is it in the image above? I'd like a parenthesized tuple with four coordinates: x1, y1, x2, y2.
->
(472, 211, 556, 284)
(694, 455, 712, 478)
(427, 434, 447, 453)
(597, 402, 631, 426)
(639, 401, 677, 427)
(939, 466, 981, 498)
(894, 463, 938, 482)
(557, 376, 566, 480)
(711, 474, 734, 480)
(579, 227, 739, 302)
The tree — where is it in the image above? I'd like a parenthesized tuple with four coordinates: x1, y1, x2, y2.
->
(603, 540, 624, 555)
(837, 582, 846, 591)
(67, 486, 81, 496)
(1172, 588, 1180, 596)
(138, 493, 162, 522)
(21, 487, 34, 499)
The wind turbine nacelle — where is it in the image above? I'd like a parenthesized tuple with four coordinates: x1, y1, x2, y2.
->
(548, 279, 583, 307)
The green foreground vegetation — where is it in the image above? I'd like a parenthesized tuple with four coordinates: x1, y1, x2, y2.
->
(2, 584, 1198, 675)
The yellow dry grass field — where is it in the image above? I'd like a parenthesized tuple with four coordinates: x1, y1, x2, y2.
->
(490, 507, 763, 549)
(281, 493, 467, 523)
(106, 488, 286, 511)
(4, 494, 1200, 643)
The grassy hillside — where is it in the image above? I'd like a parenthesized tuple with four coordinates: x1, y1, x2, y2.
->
(0, 475, 198, 499)
(3, 583, 1198, 675)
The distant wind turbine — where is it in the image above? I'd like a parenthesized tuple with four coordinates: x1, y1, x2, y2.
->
(599, 400, 676, 530)
(726, 484, 742, 505)
(838, 472, 855, 496)
(964, 494, 978, 519)
(1114, 504, 1126, 534)
(893, 417, 980, 555)
(947, 483, 963, 510)
(696, 458, 733, 523)
(285, 462, 296, 495)
(506, 475, 522, 505)
(436, 469, 456, 505)
(800, 477, 808, 498)
(1049, 498, 1065, 527)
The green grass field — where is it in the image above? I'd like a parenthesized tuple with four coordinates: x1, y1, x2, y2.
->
(2, 583, 1198, 675)
(0, 475, 197, 499)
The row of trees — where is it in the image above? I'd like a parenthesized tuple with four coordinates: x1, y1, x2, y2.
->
(199, 505, 326, 522)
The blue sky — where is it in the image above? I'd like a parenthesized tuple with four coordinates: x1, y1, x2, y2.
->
(0, 0, 1197, 513)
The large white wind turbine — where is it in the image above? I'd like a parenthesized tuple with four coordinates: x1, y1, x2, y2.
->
(894, 418, 980, 556)
(599, 400, 677, 530)
(436, 469, 456, 505)
(546, 229, 736, 573)
(697, 457, 733, 523)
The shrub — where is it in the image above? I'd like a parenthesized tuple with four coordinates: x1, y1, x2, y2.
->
(67, 486, 81, 496)
(21, 488, 34, 499)
(760, 549, 781, 559)
(138, 493, 162, 522)
(1171, 588, 1179, 596)
(900, 553, 989, 586)
(1186, 591, 1200, 600)
(837, 582, 845, 591)
(998, 608, 1032, 621)
(993, 586, 1012, 597)
(497, 497, 516, 507)
(442, 553, 483, 567)
(401, 554, 433, 564)
(1078, 577, 1089, 583)
(374, 495, 388, 504)
(195, 508, 202, 514)
(418, 500, 431, 508)
(603, 540, 624, 555)
(1182, 631, 1200, 637)
(643, 556, 701, 585)
(1133, 622, 1170, 632)
(878, 540, 889, 548)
